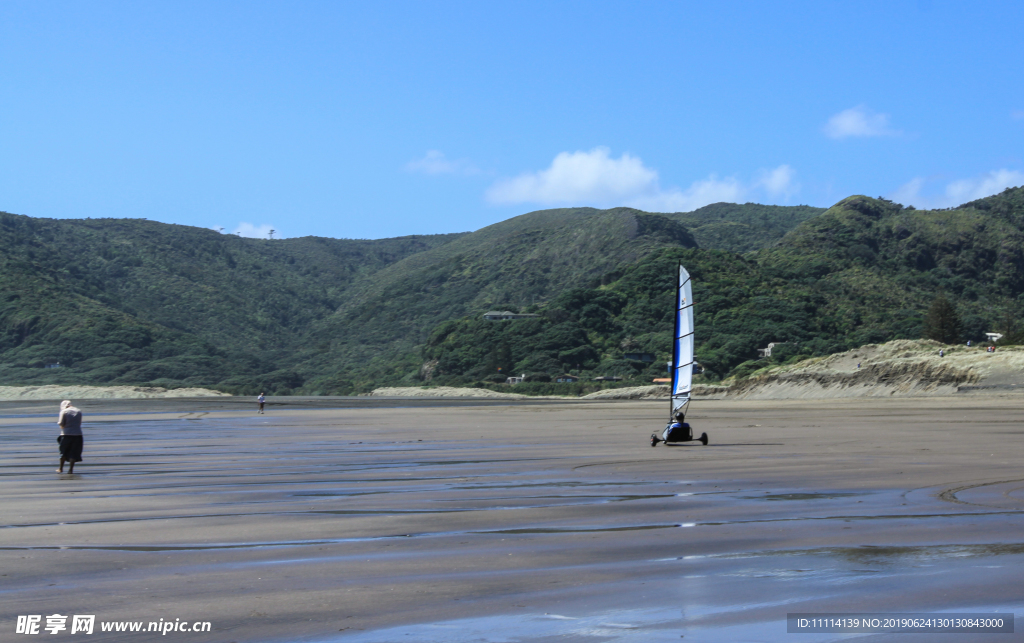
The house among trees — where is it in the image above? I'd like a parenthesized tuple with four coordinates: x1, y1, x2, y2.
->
(555, 374, 579, 383)
(483, 310, 541, 321)
(591, 375, 623, 382)
(757, 342, 787, 358)
(45, 362, 61, 369)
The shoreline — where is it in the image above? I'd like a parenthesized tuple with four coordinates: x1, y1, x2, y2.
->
(2, 390, 1018, 422)
(0, 394, 592, 420)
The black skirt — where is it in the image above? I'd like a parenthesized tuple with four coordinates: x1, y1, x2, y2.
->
(57, 435, 84, 462)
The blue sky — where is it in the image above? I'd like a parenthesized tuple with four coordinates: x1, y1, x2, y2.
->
(2, 1, 1022, 239)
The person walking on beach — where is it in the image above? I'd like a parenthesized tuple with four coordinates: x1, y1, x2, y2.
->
(257, 392, 266, 414)
(56, 400, 83, 474)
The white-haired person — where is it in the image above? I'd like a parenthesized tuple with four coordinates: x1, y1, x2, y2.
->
(56, 400, 84, 474)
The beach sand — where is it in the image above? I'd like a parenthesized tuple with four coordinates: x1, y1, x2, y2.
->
(2, 396, 1023, 641)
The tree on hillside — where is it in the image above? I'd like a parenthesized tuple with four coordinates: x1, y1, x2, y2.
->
(922, 293, 962, 344)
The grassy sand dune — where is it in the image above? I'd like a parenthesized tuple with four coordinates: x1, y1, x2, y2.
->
(369, 386, 538, 399)
(0, 385, 230, 401)
(727, 339, 1024, 399)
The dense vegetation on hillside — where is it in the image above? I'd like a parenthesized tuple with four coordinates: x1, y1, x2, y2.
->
(670, 203, 825, 253)
(421, 246, 876, 387)
(2, 190, 1022, 395)
(422, 191, 1024, 388)
(0, 207, 705, 393)
(0, 213, 461, 392)
(295, 208, 700, 393)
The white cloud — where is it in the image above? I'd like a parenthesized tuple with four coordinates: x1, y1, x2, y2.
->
(406, 150, 480, 176)
(486, 147, 658, 205)
(891, 169, 1024, 208)
(755, 164, 799, 198)
(485, 147, 796, 212)
(946, 169, 1024, 204)
(627, 175, 745, 212)
(890, 177, 927, 206)
(823, 105, 900, 139)
(233, 222, 279, 239)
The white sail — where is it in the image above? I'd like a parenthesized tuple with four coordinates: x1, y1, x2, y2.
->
(671, 265, 694, 418)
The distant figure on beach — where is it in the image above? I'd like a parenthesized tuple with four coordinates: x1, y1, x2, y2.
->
(56, 400, 83, 474)
(939, 349, 944, 357)
(257, 392, 266, 414)
(967, 340, 972, 347)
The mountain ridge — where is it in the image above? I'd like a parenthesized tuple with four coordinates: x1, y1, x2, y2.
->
(2, 190, 1022, 394)
(413, 188, 1024, 390)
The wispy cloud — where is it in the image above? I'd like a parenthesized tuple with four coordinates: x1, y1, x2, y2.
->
(627, 175, 745, 213)
(755, 164, 799, 199)
(890, 177, 928, 207)
(946, 169, 1024, 204)
(406, 150, 480, 176)
(823, 105, 900, 139)
(891, 169, 1024, 209)
(485, 147, 796, 212)
(232, 222, 279, 239)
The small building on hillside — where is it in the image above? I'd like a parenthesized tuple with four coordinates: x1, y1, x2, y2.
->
(555, 374, 579, 383)
(505, 374, 525, 385)
(483, 311, 541, 321)
(45, 362, 61, 369)
(757, 342, 787, 358)
(591, 375, 623, 382)
(986, 332, 1004, 343)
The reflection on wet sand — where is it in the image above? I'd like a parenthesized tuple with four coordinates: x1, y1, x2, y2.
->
(2, 397, 1023, 641)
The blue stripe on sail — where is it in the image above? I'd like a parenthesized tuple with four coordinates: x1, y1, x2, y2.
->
(671, 265, 694, 413)
(671, 267, 682, 395)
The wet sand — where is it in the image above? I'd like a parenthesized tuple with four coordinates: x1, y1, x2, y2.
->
(2, 397, 1023, 642)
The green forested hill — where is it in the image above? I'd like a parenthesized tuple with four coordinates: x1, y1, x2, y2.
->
(0, 207, 699, 392)
(293, 207, 699, 391)
(422, 189, 1024, 388)
(0, 212, 462, 391)
(669, 203, 825, 253)
(3, 190, 1023, 395)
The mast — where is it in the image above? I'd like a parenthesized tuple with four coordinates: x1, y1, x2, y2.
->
(671, 264, 695, 421)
